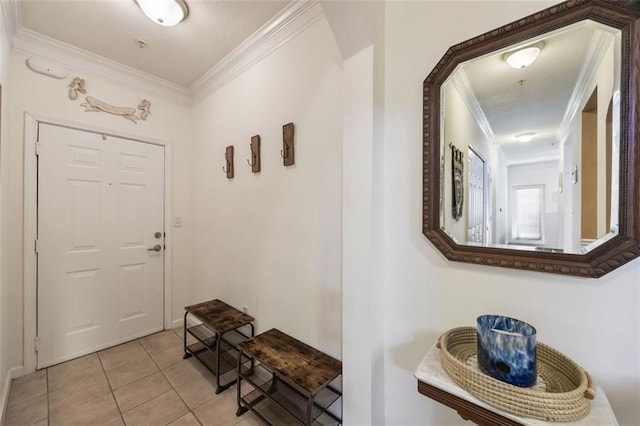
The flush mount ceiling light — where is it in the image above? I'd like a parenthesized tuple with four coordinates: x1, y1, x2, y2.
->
(516, 132, 536, 143)
(503, 42, 544, 69)
(135, 0, 189, 27)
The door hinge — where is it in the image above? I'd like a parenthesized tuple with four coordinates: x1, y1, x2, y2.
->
(34, 337, 40, 353)
(35, 142, 41, 156)
(34, 239, 39, 253)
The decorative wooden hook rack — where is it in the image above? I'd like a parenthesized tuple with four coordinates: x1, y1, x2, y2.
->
(223, 145, 234, 179)
(246, 135, 261, 173)
(281, 122, 295, 166)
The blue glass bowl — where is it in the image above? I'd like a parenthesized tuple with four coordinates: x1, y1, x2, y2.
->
(476, 315, 537, 387)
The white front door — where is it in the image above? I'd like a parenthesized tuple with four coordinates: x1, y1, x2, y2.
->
(37, 123, 165, 368)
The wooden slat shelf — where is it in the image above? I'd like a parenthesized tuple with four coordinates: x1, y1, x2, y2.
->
(236, 328, 342, 425)
(183, 299, 255, 394)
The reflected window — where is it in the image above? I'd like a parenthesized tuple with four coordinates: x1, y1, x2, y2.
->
(511, 185, 544, 243)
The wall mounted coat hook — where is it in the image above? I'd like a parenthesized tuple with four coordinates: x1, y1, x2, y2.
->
(246, 153, 255, 166)
(246, 135, 261, 173)
(223, 145, 234, 179)
(281, 122, 295, 166)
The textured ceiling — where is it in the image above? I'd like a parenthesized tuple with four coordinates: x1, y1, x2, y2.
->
(464, 23, 594, 144)
(459, 20, 618, 163)
(19, 0, 290, 87)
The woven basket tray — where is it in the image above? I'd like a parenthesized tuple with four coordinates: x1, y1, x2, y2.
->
(438, 327, 594, 422)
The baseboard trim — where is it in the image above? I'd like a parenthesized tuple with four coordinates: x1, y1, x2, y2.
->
(0, 366, 25, 424)
(171, 318, 184, 330)
(171, 317, 202, 330)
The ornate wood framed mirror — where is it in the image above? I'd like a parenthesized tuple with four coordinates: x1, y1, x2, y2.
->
(423, 0, 640, 277)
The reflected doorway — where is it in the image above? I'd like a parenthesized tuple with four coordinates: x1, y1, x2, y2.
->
(467, 148, 486, 244)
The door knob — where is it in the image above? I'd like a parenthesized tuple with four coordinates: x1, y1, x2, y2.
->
(148, 244, 162, 252)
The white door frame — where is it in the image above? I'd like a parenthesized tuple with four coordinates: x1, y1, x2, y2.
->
(23, 112, 173, 373)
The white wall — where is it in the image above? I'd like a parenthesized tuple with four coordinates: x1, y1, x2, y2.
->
(1, 53, 193, 375)
(560, 139, 573, 251)
(383, 1, 640, 425)
(189, 18, 343, 359)
(0, 1, 14, 419)
(566, 36, 617, 249)
(342, 44, 389, 425)
(491, 145, 509, 244)
(593, 42, 615, 237)
(442, 82, 492, 244)
(322, 2, 386, 423)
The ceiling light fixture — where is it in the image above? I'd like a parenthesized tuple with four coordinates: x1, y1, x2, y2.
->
(135, 0, 189, 27)
(503, 42, 544, 69)
(516, 133, 536, 143)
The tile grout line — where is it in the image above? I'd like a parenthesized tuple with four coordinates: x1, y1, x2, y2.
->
(153, 331, 203, 425)
(46, 355, 116, 425)
(96, 348, 127, 426)
(46, 369, 50, 426)
(98, 334, 189, 422)
(171, 326, 234, 424)
(99, 340, 172, 420)
(138, 332, 203, 426)
(107, 368, 159, 413)
(176, 325, 258, 426)
(13, 330, 252, 426)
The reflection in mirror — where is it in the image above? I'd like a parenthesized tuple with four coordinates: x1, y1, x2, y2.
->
(439, 20, 620, 255)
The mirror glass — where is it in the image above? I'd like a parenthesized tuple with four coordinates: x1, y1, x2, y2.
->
(439, 20, 621, 255)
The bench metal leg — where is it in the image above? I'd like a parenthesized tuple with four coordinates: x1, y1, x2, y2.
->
(183, 311, 192, 359)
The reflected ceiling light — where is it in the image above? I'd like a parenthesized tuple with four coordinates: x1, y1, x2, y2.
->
(503, 42, 544, 69)
(135, 0, 189, 27)
(516, 133, 536, 143)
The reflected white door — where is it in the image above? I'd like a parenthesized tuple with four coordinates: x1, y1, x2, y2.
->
(37, 123, 164, 368)
(467, 148, 485, 244)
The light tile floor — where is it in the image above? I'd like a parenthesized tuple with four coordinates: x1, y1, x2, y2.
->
(3, 328, 267, 426)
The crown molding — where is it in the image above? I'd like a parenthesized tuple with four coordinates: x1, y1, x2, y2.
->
(2, 0, 189, 106)
(450, 68, 495, 142)
(0, 0, 20, 47)
(11, 27, 191, 105)
(190, 0, 324, 105)
(556, 29, 613, 143)
(2, 0, 324, 107)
